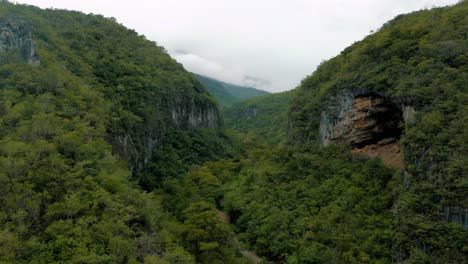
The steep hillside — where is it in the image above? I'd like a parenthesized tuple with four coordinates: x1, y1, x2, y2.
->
(224, 91, 292, 143)
(0, 2, 243, 263)
(288, 2, 468, 261)
(195, 74, 269, 108)
(210, 2, 467, 263)
(1, 2, 241, 191)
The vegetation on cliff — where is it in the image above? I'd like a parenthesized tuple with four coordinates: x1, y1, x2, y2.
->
(0, 1, 242, 263)
(215, 1, 467, 263)
(289, 2, 467, 261)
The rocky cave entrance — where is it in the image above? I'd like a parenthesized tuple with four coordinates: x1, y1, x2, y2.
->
(349, 94, 403, 148)
(348, 93, 404, 168)
(320, 92, 405, 168)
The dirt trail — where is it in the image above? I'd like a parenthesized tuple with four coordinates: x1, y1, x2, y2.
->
(218, 211, 263, 263)
(240, 249, 262, 264)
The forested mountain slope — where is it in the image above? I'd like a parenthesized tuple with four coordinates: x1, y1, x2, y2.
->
(207, 2, 467, 263)
(0, 2, 243, 263)
(195, 74, 269, 108)
(288, 2, 468, 261)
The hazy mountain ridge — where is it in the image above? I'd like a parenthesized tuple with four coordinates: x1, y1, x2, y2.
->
(195, 74, 269, 108)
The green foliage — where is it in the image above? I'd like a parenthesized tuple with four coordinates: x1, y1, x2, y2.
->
(0, 1, 238, 263)
(287, 1, 468, 262)
(290, 2, 467, 143)
(0, 63, 191, 262)
(196, 74, 269, 108)
(216, 142, 398, 263)
(0, 0, 230, 183)
(139, 128, 239, 190)
(181, 201, 235, 263)
(224, 91, 292, 143)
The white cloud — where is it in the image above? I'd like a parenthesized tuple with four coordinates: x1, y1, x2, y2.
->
(172, 52, 223, 77)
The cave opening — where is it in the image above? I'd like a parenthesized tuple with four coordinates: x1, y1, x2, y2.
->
(320, 92, 405, 168)
(350, 93, 404, 149)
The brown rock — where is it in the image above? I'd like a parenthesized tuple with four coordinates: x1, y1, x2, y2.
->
(320, 93, 404, 168)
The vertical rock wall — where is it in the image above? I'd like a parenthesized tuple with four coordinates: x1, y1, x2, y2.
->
(170, 100, 220, 129)
(0, 15, 40, 65)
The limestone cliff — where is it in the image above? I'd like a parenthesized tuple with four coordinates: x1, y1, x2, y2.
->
(170, 99, 220, 129)
(111, 90, 222, 174)
(0, 15, 39, 65)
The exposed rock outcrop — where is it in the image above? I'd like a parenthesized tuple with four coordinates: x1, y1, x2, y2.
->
(111, 97, 221, 173)
(0, 15, 40, 65)
(444, 206, 468, 229)
(319, 92, 405, 168)
(402, 105, 416, 123)
(171, 102, 220, 129)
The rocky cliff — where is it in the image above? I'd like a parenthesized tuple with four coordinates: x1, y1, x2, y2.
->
(319, 92, 402, 147)
(0, 15, 39, 65)
(319, 91, 405, 167)
(113, 97, 222, 174)
(170, 99, 220, 129)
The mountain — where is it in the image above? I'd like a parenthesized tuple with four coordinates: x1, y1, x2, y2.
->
(287, 2, 468, 261)
(0, 2, 243, 263)
(195, 74, 269, 108)
(208, 2, 468, 263)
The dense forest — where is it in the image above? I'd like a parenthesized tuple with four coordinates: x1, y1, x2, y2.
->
(0, 1, 467, 264)
(224, 91, 292, 143)
(0, 1, 242, 263)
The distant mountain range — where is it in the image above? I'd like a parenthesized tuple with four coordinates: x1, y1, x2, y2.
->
(195, 74, 269, 108)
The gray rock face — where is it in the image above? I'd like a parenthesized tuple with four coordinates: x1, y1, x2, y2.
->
(319, 92, 354, 146)
(444, 206, 468, 229)
(0, 15, 40, 65)
(319, 91, 403, 148)
(402, 105, 416, 123)
(112, 99, 221, 173)
(171, 103, 220, 129)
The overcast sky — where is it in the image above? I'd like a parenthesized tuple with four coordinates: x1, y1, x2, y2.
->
(14, 0, 460, 92)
